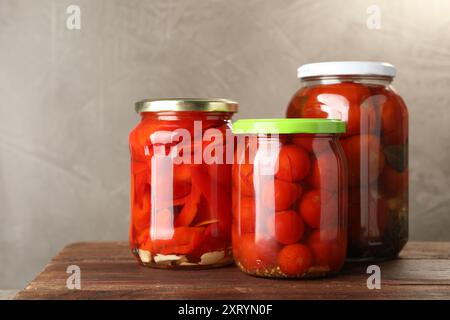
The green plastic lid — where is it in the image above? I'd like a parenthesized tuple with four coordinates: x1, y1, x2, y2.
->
(232, 118, 346, 134)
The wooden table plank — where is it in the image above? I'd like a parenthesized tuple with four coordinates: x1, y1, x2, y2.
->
(14, 241, 450, 300)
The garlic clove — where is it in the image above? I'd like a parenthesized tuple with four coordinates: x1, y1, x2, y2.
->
(199, 250, 225, 265)
(154, 254, 185, 264)
(138, 249, 152, 263)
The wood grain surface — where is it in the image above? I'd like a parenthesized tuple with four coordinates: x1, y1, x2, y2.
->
(14, 241, 450, 300)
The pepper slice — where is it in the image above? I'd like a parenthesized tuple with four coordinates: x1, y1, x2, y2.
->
(191, 165, 231, 237)
(152, 226, 205, 255)
(174, 184, 202, 227)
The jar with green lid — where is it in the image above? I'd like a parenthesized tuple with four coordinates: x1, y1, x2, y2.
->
(232, 119, 348, 278)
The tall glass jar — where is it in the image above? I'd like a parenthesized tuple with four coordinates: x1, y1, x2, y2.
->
(286, 61, 408, 260)
(232, 119, 348, 278)
(129, 99, 237, 268)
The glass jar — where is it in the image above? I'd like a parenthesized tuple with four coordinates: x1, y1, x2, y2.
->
(232, 119, 347, 278)
(286, 61, 408, 260)
(129, 98, 237, 268)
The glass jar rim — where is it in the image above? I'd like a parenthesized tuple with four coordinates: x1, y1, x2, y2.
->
(233, 119, 346, 134)
(135, 98, 238, 113)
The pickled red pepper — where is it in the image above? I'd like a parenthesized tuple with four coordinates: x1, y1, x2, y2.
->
(129, 99, 237, 268)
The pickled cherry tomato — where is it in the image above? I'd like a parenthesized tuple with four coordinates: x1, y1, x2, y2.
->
(298, 189, 336, 229)
(275, 145, 310, 182)
(307, 152, 339, 191)
(286, 88, 310, 118)
(318, 82, 370, 103)
(278, 244, 312, 276)
(238, 197, 256, 234)
(238, 234, 258, 270)
(307, 229, 345, 270)
(253, 237, 281, 268)
(238, 233, 280, 270)
(262, 179, 302, 211)
(378, 93, 408, 145)
(346, 101, 378, 136)
(269, 210, 304, 245)
(294, 83, 376, 137)
(340, 134, 386, 186)
(231, 225, 241, 259)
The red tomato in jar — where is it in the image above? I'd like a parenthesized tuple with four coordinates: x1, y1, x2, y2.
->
(238, 233, 280, 270)
(307, 229, 345, 271)
(238, 234, 261, 270)
(307, 152, 340, 192)
(262, 179, 302, 211)
(378, 93, 408, 145)
(275, 145, 311, 182)
(267, 210, 304, 245)
(298, 189, 337, 229)
(340, 134, 386, 187)
(255, 237, 281, 267)
(277, 244, 312, 276)
(348, 101, 378, 136)
(233, 137, 257, 192)
(237, 197, 256, 234)
(286, 88, 310, 118)
(289, 83, 377, 137)
(232, 224, 241, 259)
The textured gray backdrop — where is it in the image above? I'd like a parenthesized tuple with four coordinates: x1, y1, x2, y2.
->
(1, 0, 449, 289)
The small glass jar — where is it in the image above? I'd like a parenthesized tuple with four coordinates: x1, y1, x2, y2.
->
(286, 61, 408, 260)
(129, 98, 237, 268)
(232, 119, 347, 278)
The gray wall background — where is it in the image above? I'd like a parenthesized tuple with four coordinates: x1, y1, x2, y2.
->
(1, 0, 449, 289)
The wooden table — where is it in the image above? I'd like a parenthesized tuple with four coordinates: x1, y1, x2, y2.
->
(14, 241, 450, 300)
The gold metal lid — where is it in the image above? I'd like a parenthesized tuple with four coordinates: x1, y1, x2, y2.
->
(135, 98, 238, 113)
